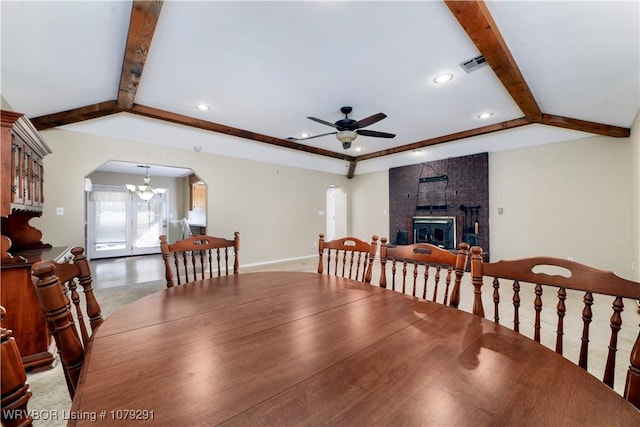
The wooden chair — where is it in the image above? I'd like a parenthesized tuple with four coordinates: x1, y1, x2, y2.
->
(160, 233, 240, 288)
(317, 233, 378, 283)
(1, 306, 33, 427)
(53, 247, 103, 346)
(469, 246, 640, 409)
(31, 251, 103, 400)
(379, 239, 470, 307)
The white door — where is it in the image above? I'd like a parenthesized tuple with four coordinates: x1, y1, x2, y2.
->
(87, 185, 168, 259)
(326, 186, 347, 240)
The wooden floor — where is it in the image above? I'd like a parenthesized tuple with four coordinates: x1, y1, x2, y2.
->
(89, 255, 166, 289)
(88, 254, 318, 289)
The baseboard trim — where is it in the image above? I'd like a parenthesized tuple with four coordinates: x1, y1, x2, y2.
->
(240, 254, 316, 269)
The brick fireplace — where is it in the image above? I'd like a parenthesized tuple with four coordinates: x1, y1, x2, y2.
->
(389, 153, 489, 254)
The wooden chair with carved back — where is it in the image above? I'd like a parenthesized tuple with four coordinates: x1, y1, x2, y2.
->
(317, 233, 378, 284)
(1, 306, 33, 427)
(30, 248, 104, 400)
(468, 246, 640, 409)
(379, 239, 470, 307)
(159, 233, 240, 288)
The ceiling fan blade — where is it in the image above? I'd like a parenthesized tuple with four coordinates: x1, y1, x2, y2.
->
(356, 129, 396, 138)
(287, 131, 337, 141)
(351, 112, 387, 129)
(307, 116, 338, 128)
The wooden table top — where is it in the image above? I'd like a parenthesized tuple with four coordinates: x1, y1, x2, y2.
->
(70, 271, 640, 426)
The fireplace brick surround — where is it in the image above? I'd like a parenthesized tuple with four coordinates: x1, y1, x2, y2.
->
(388, 153, 489, 255)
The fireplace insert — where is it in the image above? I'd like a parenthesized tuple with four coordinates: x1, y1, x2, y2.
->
(413, 216, 456, 249)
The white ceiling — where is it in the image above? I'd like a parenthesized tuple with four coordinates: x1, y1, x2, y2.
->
(1, 1, 638, 177)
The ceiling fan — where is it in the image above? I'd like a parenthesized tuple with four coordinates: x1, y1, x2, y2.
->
(288, 106, 396, 149)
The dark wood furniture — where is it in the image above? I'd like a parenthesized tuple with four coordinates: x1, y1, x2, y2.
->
(0, 244, 70, 371)
(1, 110, 59, 372)
(469, 246, 640, 409)
(1, 110, 51, 251)
(0, 306, 33, 427)
(31, 256, 104, 400)
(379, 239, 469, 307)
(69, 272, 640, 425)
(51, 247, 104, 346)
(317, 233, 378, 283)
(159, 233, 240, 288)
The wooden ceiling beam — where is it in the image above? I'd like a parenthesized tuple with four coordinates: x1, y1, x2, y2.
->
(28, 0, 631, 176)
(444, 1, 629, 139)
(356, 117, 530, 161)
(541, 114, 630, 137)
(30, 101, 120, 131)
(117, 0, 163, 110)
(129, 104, 356, 162)
(445, 1, 543, 122)
(347, 160, 358, 179)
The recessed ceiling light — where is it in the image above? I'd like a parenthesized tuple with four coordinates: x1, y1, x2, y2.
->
(353, 146, 363, 152)
(412, 149, 424, 155)
(195, 103, 211, 111)
(477, 112, 494, 120)
(433, 73, 454, 84)
(300, 133, 309, 139)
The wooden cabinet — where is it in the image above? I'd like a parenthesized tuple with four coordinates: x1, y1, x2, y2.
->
(191, 184, 207, 211)
(1, 246, 69, 371)
(1, 110, 57, 370)
(1, 110, 51, 251)
(2, 110, 50, 216)
(189, 174, 207, 211)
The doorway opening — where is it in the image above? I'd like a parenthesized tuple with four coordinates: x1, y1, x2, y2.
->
(326, 186, 347, 241)
(85, 161, 196, 259)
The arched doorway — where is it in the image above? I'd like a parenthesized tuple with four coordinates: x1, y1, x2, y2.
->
(85, 161, 195, 259)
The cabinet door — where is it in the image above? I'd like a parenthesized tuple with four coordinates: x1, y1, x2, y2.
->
(11, 138, 24, 205)
(22, 147, 33, 206)
(31, 153, 43, 206)
(191, 184, 207, 211)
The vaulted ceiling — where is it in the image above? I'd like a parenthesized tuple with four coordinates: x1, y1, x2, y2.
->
(2, 1, 638, 177)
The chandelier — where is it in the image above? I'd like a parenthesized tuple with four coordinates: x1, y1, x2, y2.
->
(126, 165, 166, 201)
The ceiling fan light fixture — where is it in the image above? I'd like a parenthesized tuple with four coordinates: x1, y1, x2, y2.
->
(336, 130, 358, 149)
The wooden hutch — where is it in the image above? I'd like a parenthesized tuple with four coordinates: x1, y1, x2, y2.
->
(1, 110, 67, 370)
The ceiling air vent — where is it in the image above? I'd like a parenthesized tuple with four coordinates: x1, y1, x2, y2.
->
(459, 55, 488, 73)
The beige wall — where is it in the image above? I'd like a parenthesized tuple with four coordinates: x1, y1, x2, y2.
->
(489, 135, 632, 278)
(349, 170, 389, 242)
(37, 129, 351, 265)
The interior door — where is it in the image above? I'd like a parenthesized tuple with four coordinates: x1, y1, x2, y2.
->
(131, 193, 167, 256)
(87, 185, 168, 259)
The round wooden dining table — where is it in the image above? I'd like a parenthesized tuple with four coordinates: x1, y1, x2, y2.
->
(69, 271, 640, 426)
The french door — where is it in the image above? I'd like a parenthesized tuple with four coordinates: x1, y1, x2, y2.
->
(87, 185, 168, 259)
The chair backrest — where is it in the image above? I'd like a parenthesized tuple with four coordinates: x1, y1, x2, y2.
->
(1, 306, 33, 427)
(317, 233, 378, 283)
(469, 246, 640, 409)
(53, 247, 104, 346)
(160, 233, 240, 288)
(31, 257, 103, 400)
(379, 240, 469, 307)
